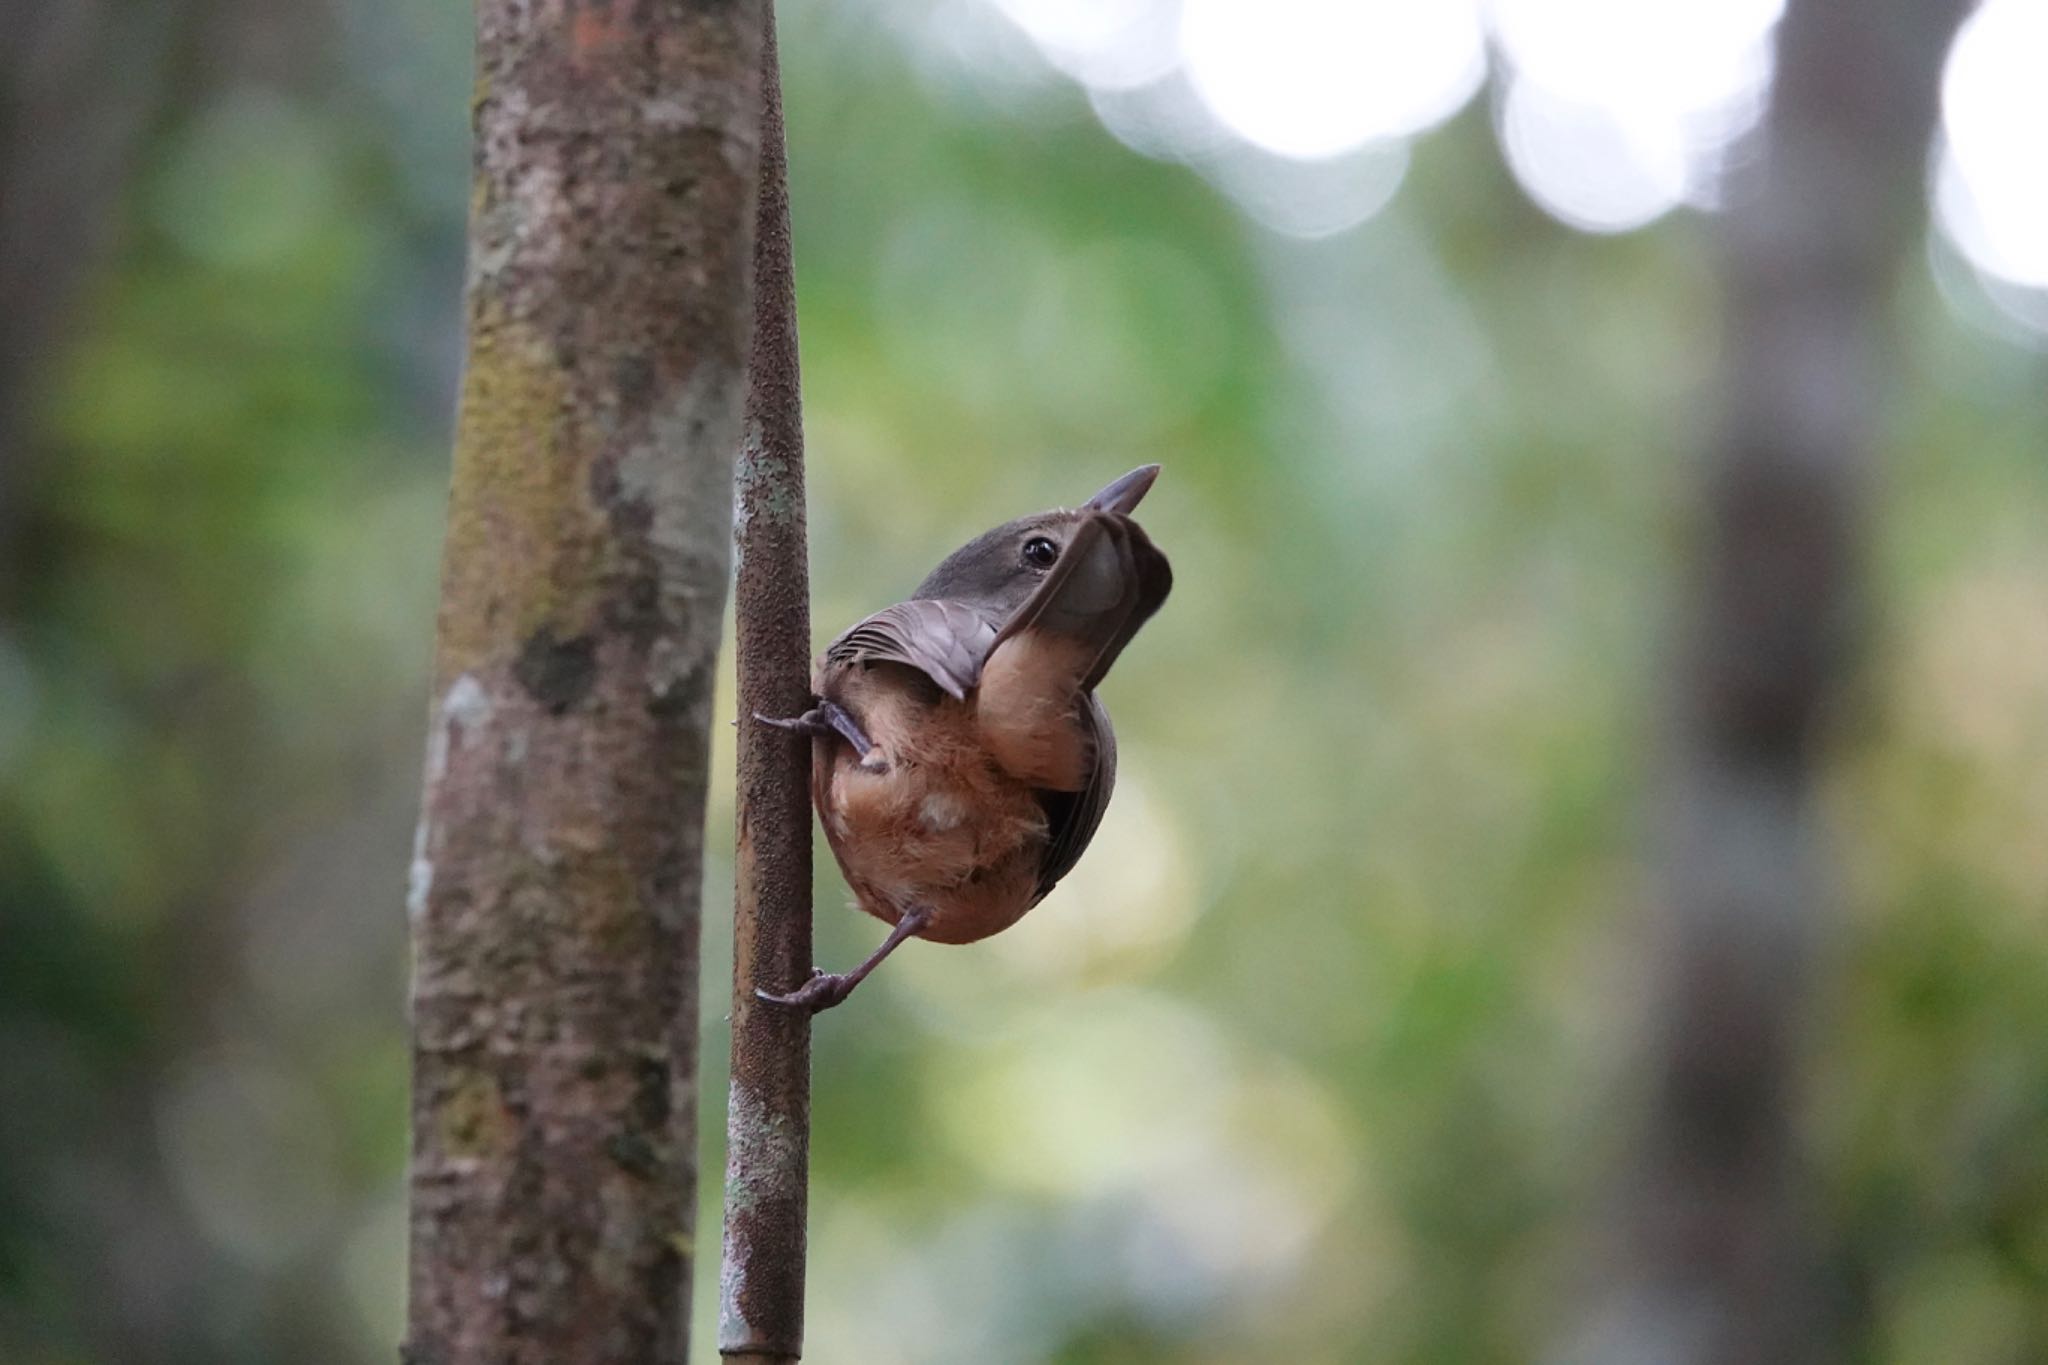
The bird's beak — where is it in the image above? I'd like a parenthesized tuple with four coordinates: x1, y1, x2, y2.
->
(1084, 464, 1160, 515)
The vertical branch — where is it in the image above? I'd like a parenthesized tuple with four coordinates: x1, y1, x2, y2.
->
(1576, 1, 1969, 1360)
(720, 12, 815, 1364)
(405, 2, 766, 1363)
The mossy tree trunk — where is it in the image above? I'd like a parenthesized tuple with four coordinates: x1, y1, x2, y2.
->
(405, 3, 766, 1362)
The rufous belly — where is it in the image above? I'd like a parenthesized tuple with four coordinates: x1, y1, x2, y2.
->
(813, 662, 1073, 945)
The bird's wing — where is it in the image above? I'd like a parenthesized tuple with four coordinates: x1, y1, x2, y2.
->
(821, 598, 998, 700)
(992, 511, 1172, 694)
(1032, 693, 1116, 903)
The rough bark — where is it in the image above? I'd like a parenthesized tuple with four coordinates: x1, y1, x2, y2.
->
(405, 2, 766, 1362)
(719, 14, 814, 1362)
(1571, 1, 1971, 1361)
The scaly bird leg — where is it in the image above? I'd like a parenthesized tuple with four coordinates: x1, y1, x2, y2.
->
(756, 905, 935, 1014)
(753, 697, 873, 757)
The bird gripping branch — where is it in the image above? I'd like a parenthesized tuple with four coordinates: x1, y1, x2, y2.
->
(755, 465, 1172, 1012)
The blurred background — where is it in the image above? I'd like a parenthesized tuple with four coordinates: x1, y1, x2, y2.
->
(5, 0, 2047, 1361)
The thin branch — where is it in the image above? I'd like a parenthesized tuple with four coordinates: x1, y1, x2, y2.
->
(404, 1, 766, 1361)
(1571, 1, 1971, 1360)
(720, 11, 814, 1363)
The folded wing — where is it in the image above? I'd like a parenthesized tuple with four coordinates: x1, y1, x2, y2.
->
(822, 598, 998, 700)
(1032, 693, 1117, 903)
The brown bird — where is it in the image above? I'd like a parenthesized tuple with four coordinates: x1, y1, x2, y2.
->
(755, 465, 1172, 1012)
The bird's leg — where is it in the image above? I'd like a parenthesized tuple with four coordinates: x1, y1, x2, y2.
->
(756, 905, 935, 1014)
(753, 697, 873, 757)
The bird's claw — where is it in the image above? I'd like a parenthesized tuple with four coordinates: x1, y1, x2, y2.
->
(752, 700, 877, 760)
(755, 970, 857, 1014)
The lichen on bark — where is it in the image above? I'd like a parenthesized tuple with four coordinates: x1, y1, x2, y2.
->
(406, 3, 767, 1363)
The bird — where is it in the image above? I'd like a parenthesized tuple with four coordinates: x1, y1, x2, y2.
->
(753, 464, 1172, 1012)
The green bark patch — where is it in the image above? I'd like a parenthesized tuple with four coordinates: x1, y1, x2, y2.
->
(436, 1067, 514, 1160)
(435, 300, 605, 681)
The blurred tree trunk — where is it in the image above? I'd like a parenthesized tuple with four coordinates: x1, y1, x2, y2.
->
(0, 0, 176, 574)
(1575, 1, 1970, 1361)
(405, 2, 765, 1362)
(0, 6, 325, 1363)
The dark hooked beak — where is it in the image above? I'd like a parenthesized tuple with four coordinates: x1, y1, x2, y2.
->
(1084, 464, 1160, 515)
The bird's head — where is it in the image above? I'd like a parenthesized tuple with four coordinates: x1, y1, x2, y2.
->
(912, 465, 1160, 621)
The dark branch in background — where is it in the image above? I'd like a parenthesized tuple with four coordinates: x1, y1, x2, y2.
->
(720, 12, 815, 1363)
(0, 6, 330, 1359)
(1573, 0, 1971, 1360)
(404, 1, 765, 1362)
(0, 0, 178, 575)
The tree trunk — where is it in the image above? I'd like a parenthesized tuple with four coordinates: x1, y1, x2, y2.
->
(405, 3, 765, 1362)
(1574, 1, 1970, 1360)
(719, 15, 815, 1363)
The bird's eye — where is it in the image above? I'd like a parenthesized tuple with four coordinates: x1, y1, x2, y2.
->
(1021, 536, 1059, 569)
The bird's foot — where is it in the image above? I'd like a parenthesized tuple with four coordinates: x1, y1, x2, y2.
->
(755, 969, 858, 1014)
(754, 906, 935, 1015)
(753, 698, 877, 760)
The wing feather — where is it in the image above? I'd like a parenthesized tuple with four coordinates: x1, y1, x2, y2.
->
(1032, 694, 1116, 903)
(822, 598, 998, 699)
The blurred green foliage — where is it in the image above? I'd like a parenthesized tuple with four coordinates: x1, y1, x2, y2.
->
(4, 2, 2046, 1363)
